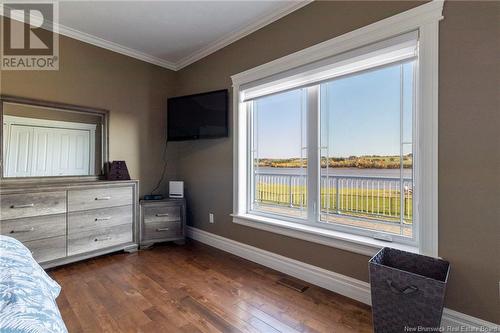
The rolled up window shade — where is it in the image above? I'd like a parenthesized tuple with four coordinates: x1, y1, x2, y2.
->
(241, 30, 418, 102)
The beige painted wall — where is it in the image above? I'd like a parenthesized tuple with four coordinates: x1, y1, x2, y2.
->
(0, 31, 177, 195)
(0, 1, 497, 323)
(171, 1, 500, 323)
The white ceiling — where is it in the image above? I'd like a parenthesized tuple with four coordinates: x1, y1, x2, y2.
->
(52, 1, 310, 70)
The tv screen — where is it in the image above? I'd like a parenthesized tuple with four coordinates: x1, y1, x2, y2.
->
(167, 89, 228, 141)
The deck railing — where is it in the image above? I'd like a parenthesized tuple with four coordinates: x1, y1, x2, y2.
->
(254, 172, 413, 223)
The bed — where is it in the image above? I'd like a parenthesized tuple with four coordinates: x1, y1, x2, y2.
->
(0, 235, 67, 333)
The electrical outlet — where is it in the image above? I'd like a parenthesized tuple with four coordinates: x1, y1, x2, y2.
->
(209, 213, 214, 224)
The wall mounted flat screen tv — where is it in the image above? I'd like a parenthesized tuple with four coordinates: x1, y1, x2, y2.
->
(167, 89, 228, 141)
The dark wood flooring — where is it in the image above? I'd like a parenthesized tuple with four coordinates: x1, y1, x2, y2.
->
(49, 240, 373, 333)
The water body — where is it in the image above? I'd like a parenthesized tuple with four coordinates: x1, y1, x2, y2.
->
(256, 167, 412, 178)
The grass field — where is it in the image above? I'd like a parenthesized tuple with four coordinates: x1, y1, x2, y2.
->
(256, 183, 412, 223)
(257, 154, 413, 169)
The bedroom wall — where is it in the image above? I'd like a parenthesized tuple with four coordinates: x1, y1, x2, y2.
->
(0, 29, 177, 195)
(1, 1, 497, 323)
(171, 1, 500, 323)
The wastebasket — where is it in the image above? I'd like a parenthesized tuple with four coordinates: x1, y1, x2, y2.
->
(369, 247, 450, 333)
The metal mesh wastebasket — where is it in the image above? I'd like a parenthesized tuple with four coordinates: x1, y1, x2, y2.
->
(369, 247, 450, 333)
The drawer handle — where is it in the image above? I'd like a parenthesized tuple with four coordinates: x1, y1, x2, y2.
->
(156, 227, 169, 232)
(94, 237, 112, 242)
(10, 203, 35, 209)
(10, 227, 35, 234)
(95, 196, 111, 201)
(95, 217, 111, 221)
(156, 213, 169, 217)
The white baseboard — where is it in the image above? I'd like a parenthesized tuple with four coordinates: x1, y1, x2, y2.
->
(440, 308, 499, 332)
(187, 226, 499, 332)
(189, 226, 371, 304)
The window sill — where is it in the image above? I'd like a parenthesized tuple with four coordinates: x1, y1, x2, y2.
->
(231, 213, 419, 257)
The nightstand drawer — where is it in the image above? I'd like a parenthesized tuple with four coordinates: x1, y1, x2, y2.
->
(140, 199, 185, 247)
(68, 186, 133, 212)
(142, 221, 182, 240)
(143, 205, 180, 223)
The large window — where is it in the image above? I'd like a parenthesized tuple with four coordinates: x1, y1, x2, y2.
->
(232, 1, 442, 255)
(247, 59, 416, 243)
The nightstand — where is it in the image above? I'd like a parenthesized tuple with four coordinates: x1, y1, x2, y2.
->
(139, 198, 186, 248)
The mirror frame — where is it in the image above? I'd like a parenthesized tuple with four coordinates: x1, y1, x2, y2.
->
(0, 95, 109, 183)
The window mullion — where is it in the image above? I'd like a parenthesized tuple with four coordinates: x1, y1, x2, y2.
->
(306, 85, 320, 223)
(248, 101, 255, 213)
(399, 63, 405, 234)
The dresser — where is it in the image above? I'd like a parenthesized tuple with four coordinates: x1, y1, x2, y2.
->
(0, 180, 138, 268)
(139, 199, 186, 248)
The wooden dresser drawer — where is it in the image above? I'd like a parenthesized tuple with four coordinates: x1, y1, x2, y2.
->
(0, 192, 66, 220)
(143, 205, 181, 223)
(68, 186, 133, 212)
(142, 220, 182, 241)
(1, 214, 66, 242)
(25, 235, 66, 263)
(68, 223, 133, 256)
(68, 205, 132, 234)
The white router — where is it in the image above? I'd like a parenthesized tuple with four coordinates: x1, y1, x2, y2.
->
(169, 181, 184, 198)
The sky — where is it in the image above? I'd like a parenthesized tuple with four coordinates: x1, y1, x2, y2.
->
(253, 61, 414, 159)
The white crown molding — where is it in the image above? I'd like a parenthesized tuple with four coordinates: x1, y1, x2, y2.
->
(187, 226, 500, 332)
(0, 1, 312, 71)
(174, 0, 313, 70)
(0, 4, 177, 70)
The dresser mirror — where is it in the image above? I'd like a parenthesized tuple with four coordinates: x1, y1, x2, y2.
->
(1, 96, 109, 180)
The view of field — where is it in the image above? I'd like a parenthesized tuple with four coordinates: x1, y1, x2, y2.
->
(254, 155, 413, 226)
(255, 181, 412, 223)
(257, 154, 413, 169)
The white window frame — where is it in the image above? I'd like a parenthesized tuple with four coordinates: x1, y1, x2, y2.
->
(231, 1, 443, 257)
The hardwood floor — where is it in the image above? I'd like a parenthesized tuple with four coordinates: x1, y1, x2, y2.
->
(49, 240, 373, 333)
